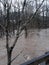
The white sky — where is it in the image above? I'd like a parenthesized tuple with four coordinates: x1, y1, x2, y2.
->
(0, 0, 49, 13)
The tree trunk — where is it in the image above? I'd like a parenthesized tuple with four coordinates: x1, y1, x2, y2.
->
(7, 51, 12, 65)
(24, 27, 27, 38)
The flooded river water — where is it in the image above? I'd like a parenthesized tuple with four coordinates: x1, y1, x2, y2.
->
(0, 29, 49, 65)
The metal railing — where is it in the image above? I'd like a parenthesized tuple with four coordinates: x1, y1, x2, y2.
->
(21, 52, 49, 65)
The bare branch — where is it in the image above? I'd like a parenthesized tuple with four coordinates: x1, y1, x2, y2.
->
(0, 24, 6, 32)
(22, 0, 26, 13)
(11, 50, 23, 63)
(21, 0, 44, 27)
(10, 0, 44, 51)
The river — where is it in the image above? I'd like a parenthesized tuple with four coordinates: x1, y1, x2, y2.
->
(0, 28, 49, 65)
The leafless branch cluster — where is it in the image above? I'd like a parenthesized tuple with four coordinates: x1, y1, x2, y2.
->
(0, 0, 47, 65)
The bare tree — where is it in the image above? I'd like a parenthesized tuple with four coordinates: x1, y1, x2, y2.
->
(0, 0, 27, 65)
(0, 0, 45, 65)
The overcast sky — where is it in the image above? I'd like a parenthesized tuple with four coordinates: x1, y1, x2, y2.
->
(0, 0, 49, 13)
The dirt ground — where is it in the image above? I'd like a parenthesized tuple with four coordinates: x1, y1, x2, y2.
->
(0, 29, 49, 65)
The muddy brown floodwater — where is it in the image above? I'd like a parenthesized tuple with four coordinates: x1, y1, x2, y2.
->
(0, 29, 49, 65)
